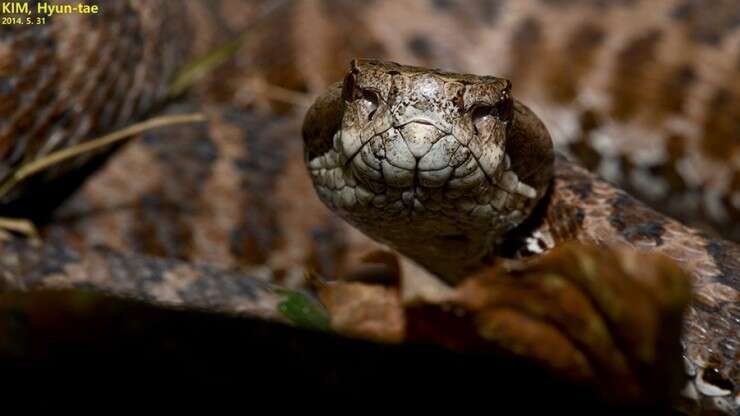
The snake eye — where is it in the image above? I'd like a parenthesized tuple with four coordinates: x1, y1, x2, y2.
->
(471, 98, 513, 135)
(357, 89, 380, 121)
(342, 72, 380, 122)
(471, 104, 495, 135)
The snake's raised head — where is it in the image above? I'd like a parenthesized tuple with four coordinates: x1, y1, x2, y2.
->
(303, 59, 554, 282)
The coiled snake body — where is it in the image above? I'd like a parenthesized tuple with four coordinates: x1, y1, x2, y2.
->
(303, 58, 740, 414)
(0, 0, 738, 413)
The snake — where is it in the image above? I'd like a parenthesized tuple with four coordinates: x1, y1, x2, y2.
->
(302, 58, 739, 414)
(0, 0, 738, 413)
(0, 0, 192, 209)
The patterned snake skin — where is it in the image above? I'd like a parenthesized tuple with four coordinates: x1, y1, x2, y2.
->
(303, 58, 740, 414)
(0, 0, 738, 413)
(0, 0, 191, 207)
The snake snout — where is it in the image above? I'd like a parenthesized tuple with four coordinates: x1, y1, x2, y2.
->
(398, 121, 447, 158)
(373, 121, 456, 189)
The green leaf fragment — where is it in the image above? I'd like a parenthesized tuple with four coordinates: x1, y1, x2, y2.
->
(277, 290, 330, 331)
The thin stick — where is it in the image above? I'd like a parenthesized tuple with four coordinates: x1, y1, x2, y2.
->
(168, 0, 291, 97)
(0, 217, 38, 238)
(245, 77, 313, 108)
(0, 113, 206, 199)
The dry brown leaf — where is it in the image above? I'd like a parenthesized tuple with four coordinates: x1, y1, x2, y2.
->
(319, 282, 404, 343)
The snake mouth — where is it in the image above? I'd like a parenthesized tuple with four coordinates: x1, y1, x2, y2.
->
(396, 118, 445, 130)
(337, 120, 464, 191)
(345, 120, 517, 196)
(307, 106, 541, 242)
(310, 121, 538, 217)
(376, 120, 457, 189)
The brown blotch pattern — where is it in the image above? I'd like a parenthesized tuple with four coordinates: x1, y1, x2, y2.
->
(474, 0, 504, 25)
(547, 203, 583, 243)
(547, 22, 606, 103)
(700, 87, 740, 160)
(608, 193, 667, 246)
(225, 110, 290, 266)
(429, 0, 504, 25)
(539, 0, 639, 8)
(0, 235, 286, 323)
(657, 64, 695, 115)
(0, 0, 191, 208)
(704, 238, 740, 289)
(128, 119, 218, 260)
(609, 29, 663, 121)
(306, 223, 348, 280)
(131, 193, 196, 260)
(508, 17, 544, 86)
(566, 110, 603, 171)
(672, 0, 740, 46)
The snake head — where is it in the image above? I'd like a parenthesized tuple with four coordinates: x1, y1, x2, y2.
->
(303, 60, 553, 282)
(339, 59, 514, 191)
